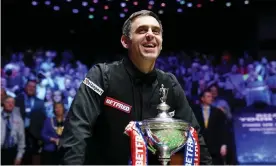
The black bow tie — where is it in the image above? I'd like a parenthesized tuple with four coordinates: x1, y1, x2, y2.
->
(123, 57, 157, 85)
(134, 72, 157, 85)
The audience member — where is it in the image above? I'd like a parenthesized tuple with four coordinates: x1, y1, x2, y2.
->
(1, 96, 25, 165)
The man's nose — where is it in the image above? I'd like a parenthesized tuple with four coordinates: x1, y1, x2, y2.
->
(145, 30, 154, 40)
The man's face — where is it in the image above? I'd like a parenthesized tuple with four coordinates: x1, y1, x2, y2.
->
(201, 92, 213, 105)
(54, 103, 64, 117)
(69, 88, 76, 97)
(53, 91, 62, 102)
(125, 16, 163, 61)
(3, 97, 15, 112)
(25, 81, 36, 96)
(64, 78, 72, 89)
(210, 86, 218, 98)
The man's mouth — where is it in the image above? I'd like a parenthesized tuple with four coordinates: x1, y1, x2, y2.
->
(142, 43, 156, 48)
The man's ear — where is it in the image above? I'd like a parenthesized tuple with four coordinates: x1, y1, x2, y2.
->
(121, 35, 129, 49)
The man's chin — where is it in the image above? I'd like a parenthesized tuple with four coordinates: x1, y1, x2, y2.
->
(141, 53, 159, 60)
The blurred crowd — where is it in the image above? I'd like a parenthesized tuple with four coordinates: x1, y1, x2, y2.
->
(1, 49, 276, 165)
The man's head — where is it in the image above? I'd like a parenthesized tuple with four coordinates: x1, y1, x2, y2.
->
(64, 77, 72, 89)
(200, 90, 213, 105)
(53, 90, 63, 102)
(209, 84, 219, 99)
(3, 96, 15, 112)
(25, 80, 37, 96)
(121, 10, 163, 61)
(53, 102, 65, 117)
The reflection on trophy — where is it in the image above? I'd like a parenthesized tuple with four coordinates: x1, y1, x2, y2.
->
(139, 84, 190, 165)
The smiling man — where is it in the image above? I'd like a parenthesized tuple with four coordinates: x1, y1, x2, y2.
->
(59, 10, 212, 165)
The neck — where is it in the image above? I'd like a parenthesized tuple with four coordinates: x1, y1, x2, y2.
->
(129, 55, 155, 74)
(56, 116, 63, 121)
(201, 103, 209, 107)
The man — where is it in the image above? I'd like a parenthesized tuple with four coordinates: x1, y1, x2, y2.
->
(15, 79, 46, 165)
(1, 96, 25, 165)
(192, 90, 228, 165)
(1, 87, 22, 117)
(59, 10, 212, 165)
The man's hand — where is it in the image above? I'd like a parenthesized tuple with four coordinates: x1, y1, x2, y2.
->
(50, 137, 56, 143)
(14, 159, 21, 165)
(50, 137, 60, 145)
(220, 144, 227, 157)
(55, 139, 60, 146)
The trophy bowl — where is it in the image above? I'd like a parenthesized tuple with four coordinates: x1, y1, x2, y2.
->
(140, 117, 190, 165)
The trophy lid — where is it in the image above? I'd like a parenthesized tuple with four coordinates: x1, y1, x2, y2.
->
(140, 84, 190, 130)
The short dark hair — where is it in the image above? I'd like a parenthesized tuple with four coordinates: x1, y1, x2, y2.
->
(3, 95, 14, 103)
(26, 79, 37, 86)
(53, 102, 65, 115)
(199, 90, 211, 99)
(122, 10, 163, 37)
(208, 83, 218, 90)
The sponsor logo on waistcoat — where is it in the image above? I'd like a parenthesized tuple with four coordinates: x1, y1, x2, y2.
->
(104, 96, 132, 113)
(83, 78, 104, 96)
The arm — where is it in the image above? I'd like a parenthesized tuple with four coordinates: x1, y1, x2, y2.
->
(218, 109, 229, 146)
(220, 100, 232, 120)
(16, 115, 26, 160)
(58, 64, 108, 165)
(216, 109, 229, 157)
(41, 118, 52, 143)
(30, 102, 46, 141)
(169, 74, 213, 165)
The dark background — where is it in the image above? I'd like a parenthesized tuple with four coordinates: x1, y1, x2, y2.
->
(2, 0, 276, 63)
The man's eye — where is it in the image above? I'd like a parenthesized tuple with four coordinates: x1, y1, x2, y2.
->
(139, 30, 147, 34)
(153, 30, 160, 35)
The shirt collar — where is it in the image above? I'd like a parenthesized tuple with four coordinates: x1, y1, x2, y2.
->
(1, 110, 11, 119)
(201, 105, 210, 110)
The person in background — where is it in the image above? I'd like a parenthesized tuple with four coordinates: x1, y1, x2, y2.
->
(52, 90, 64, 103)
(41, 102, 66, 165)
(64, 88, 76, 111)
(1, 96, 25, 165)
(44, 88, 54, 118)
(209, 84, 232, 120)
(192, 90, 228, 165)
(15, 79, 46, 165)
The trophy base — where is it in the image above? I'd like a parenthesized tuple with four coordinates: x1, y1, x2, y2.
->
(159, 154, 184, 165)
(159, 158, 170, 166)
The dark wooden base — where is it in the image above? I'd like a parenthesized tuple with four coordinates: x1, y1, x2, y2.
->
(170, 153, 184, 165)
